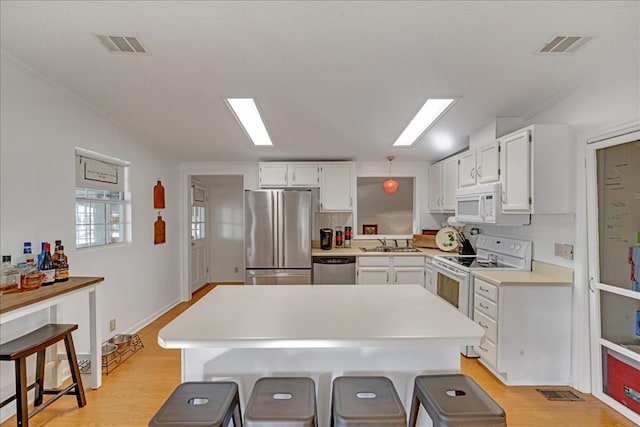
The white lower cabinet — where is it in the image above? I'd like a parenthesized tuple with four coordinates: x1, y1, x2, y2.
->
(472, 277, 572, 385)
(424, 257, 435, 293)
(357, 256, 425, 286)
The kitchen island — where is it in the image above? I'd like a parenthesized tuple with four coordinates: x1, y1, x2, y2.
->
(158, 285, 483, 426)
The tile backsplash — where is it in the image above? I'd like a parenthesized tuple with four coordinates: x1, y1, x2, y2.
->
(314, 212, 353, 240)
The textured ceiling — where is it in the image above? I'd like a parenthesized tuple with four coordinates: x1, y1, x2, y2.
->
(1, 1, 638, 162)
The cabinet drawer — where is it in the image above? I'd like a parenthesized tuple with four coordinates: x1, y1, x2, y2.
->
(474, 279, 498, 302)
(475, 336, 497, 367)
(474, 294, 497, 319)
(358, 256, 390, 267)
(474, 309, 497, 343)
(393, 256, 425, 267)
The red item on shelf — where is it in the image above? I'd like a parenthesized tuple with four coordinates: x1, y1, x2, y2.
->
(607, 352, 640, 413)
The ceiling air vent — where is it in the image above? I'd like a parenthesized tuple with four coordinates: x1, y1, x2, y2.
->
(537, 35, 592, 54)
(95, 34, 149, 54)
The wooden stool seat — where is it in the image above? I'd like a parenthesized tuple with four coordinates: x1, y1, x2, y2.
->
(0, 323, 86, 427)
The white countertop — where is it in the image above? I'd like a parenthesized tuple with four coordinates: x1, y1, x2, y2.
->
(472, 261, 574, 286)
(158, 285, 484, 349)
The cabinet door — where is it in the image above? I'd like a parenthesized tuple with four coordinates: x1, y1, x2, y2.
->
(500, 130, 531, 212)
(458, 151, 477, 188)
(394, 267, 425, 286)
(441, 156, 459, 211)
(357, 267, 389, 284)
(259, 163, 288, 187)
(289, 163, 319, 187)
(320, 163, 354, 211)
(428, 162, 442, 211)
(477, 142, 500, 184)
(424, 264, 434, 293)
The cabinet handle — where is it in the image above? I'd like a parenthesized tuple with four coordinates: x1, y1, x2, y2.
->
(478, 321, 488, 330)
(349, 197, 352, 207)
(479, 302, 489, 310)
(501, 191, 506, 204)
(386, 272, 390, 283)
(478, 345, 488, 353)
(479, 286, 490, 293)
(470, 168, 475, 179)
(395, 272, 398, 283)
(292, 172, 296, 181)
(477, 166, 482, 177)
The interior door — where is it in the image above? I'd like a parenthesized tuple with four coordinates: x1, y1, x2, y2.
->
(191, 185, 209, 293)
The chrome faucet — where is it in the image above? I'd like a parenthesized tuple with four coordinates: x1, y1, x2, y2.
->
(378, 237, 387, 247)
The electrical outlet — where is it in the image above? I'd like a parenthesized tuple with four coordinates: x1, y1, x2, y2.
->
(109, 319, 116, 332)
(554, 243, 563, 257)
(234, 267, 239, 273)
(562, 244, 574, 260)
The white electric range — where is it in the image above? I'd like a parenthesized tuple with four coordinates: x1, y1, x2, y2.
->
(432, 235, 532, 357)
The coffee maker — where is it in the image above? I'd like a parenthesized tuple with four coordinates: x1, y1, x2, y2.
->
(320, 228, 333, 250)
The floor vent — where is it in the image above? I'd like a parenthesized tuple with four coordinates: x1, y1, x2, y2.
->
(536, 389, 584, 401)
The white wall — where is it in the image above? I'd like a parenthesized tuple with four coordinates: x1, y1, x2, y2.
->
(208, 176, 244, 282)
(0, 55, 181, 420)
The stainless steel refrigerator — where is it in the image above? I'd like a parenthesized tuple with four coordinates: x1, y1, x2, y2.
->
(245, 190, 312, 285)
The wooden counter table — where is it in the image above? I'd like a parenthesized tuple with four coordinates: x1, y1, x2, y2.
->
(1, 276, 104, 389)
(158, 284, 484, 427)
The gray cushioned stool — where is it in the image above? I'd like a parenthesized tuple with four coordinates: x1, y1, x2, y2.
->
(244, 377, 317, 427)
(331, 376, 406, 427)
(149, 381, 242, 427)
(408, 374, 506, 427)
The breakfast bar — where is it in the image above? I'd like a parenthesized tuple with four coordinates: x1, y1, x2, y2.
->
(158, 284, 484, 426)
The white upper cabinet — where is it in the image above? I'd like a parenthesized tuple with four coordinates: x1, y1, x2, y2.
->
(458, 150, 477, 188)
(259, 162, 289, 187)
(498, 124, 571, 214)
(259, 162, 320, 187)
(288, 163, 319, 187)
(429, 156, 458, 213)
(458, 142, 500, 189)
(477, 142, 500, 184)
(320, 162, 354, 211)
(499, 130, 531, 212)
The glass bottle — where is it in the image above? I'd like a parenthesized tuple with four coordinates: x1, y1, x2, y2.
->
(18, 242, 42, 290)
(37, 241, 46, 269)
(54, 245, 69, 282)
(335, 226, 344, 247)
(52, 240, 62, 263)
(40, 243, 56, 286)
(1, 255, 21, 293)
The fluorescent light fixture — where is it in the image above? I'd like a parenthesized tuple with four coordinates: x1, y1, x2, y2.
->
(393, 98, 455, 146)
(226, 98, 273, 146)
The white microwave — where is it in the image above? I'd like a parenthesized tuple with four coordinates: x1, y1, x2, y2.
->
(455, 182, 529, 225)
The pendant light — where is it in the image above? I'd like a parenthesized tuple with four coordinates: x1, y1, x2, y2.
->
(383, 156, 399, 194)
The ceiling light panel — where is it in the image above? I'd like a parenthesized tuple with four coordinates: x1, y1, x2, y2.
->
(393, 98, 455, 147)
(226, 98, 273, 146)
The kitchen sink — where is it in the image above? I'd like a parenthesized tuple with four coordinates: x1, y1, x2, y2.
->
(359, 246, 421, 253)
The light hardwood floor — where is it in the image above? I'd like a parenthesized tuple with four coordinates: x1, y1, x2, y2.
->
(1, 283, 637, 427)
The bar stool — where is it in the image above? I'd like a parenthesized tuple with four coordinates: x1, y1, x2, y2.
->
(244, 377, 317, 427)
(408, 374, 506, 427)
(0, 324, 86, 427)
(331, 376, 406, 427)
(149, 381, 242, 427)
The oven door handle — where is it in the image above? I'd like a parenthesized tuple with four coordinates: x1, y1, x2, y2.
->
(433, 264, 467, 281)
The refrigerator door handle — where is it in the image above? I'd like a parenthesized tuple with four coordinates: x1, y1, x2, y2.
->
(272, 191, 278, 267)
(277, 191, 285, 267)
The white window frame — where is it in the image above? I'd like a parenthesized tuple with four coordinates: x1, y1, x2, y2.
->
(191, 185, 206, 241)
(75, 149, 131, 249)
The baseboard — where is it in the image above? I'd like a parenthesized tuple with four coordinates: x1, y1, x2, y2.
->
(122, 297, 183, 337)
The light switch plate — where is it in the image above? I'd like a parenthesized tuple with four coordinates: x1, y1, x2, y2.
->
(562, 244, 574, 260)
(554, 243, 563, 257)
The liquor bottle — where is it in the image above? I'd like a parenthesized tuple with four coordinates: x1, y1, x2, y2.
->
(40, 243, 56, 286)
(54, 245, 69, 282)
(1, 255, 21, 293)
(37, 242, 46, 269)
(52, 240, 62, 263)
(18, 241, 42, 290)
(20, 242, 35, 266)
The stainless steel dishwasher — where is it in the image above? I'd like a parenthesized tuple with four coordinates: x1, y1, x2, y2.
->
(312, 256, 356, 284)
